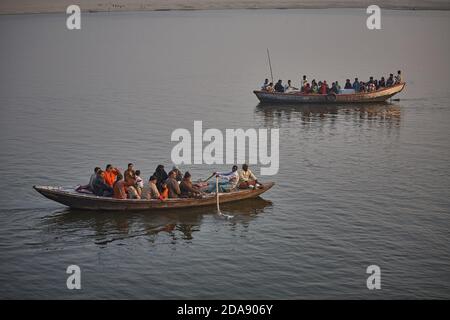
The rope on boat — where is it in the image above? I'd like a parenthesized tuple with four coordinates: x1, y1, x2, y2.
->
(216, 176, 233, 219)
(216, 176, 221, 214)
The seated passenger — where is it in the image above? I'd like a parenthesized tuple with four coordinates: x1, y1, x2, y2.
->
(374, 79, 379, 90)
(266, 82, 275, 92)
(146, 175, 162, 200)
(89, 167, 101, 191)
(92, 170, 113, 197)
(160, 182, 169, 200)
(135, 170, 144, 197)
(127, 184, 140, 199)
(165, 170, 181, 198)
(320, 81, 328, 94)
(386, 74, 394, 87)
(113, 174, 128, 200)
(395, 70, 402, 84)
(172, 166, 183, 182)
(238, 164, 261, 189)
(104, 164, 121, 188)
(124, 163, 135, 184)
(180, 172, 202, 197)
(344, 79, 352, 89)
(352, 78, 360, 92)
(274, 80, 285, 93)
(261, 78, 269, 90)
(76, 167, 101, 192)
(360, 81, 366, 92)
(303, 83, 311, 94)
(311, 80, 319, 93)
(112, 173, 139, 199)
(284, 80, 298, 92)
(152, 164, 168, 192)
(379, 77, 386, 88)
(301, 75, 308, 89)
(330, 82, 339, 94)
(335, 81, 341, 92)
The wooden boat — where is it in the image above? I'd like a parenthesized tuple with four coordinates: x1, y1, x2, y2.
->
(33, 182, 275, 211)
(254, 83, 405, 104)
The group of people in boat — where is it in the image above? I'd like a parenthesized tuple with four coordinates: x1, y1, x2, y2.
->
(77, 163, 262, 200)
(261, 70, 403, 94)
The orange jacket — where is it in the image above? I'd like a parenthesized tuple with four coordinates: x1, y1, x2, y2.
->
(104, 169, 119, 187)
(160, 188, 169, 200)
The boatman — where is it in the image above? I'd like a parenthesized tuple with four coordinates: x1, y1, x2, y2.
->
(208, 165, 239, 193)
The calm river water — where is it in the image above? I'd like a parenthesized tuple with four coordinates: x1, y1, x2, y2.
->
(0, 9, 449, 299)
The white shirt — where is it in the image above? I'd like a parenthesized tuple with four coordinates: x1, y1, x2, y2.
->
(217, 171, 239, 187)
(136, 176, 144, 188)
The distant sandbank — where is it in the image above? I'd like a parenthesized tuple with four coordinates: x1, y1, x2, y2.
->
(1, 0, 450, 14)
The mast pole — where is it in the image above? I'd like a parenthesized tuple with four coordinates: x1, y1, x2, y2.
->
(267, 48, 274, 83)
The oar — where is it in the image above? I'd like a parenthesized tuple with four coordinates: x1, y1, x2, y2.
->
(203, 172, 215, 182)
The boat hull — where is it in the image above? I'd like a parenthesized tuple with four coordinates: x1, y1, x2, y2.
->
(33, 183, 275, 211)
(254, 83, 405, 104)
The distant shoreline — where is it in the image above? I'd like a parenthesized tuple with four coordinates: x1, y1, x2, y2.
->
(1, 0, 450, 15)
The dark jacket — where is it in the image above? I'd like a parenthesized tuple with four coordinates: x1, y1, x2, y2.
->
(386, 77, 394, 87)
(153, 166, 168, 192)
(92, 175, 113, 197)
(331, 85, 339, 94)
(274, 82, 284, 93)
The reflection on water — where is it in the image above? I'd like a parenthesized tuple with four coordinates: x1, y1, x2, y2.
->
(42, 197, 273, 246)
(255, 102, 401, 127)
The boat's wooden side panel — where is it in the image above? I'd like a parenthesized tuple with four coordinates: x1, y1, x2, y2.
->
(254, 83, 405, 104)
(33, 183, 274, 211)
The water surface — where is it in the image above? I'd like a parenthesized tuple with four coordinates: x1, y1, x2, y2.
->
(0, 9, 449, 299)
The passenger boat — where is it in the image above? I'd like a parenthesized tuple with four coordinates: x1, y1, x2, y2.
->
(254, 83, 405, 104)
(33, 183, 275, 211)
